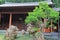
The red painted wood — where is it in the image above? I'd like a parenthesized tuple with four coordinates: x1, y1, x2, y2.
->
(9, 13, 12, 27)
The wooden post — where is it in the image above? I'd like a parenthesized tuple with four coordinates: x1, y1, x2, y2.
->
(0, 13, 1, 20)
(9, 13, 12, 27)
(0, 13, 1, 18)
(0, 13, 1, 27)
(58, 17, 59, 32)
(51, 19, 52, 32)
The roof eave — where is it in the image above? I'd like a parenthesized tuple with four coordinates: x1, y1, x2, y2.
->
(0, 2, 53, 7)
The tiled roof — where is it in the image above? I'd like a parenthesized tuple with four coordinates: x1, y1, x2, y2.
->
(0, 2, 52, 7)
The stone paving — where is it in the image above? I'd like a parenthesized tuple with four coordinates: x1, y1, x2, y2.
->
(44, 32, 58, 40)
(0, 30, 59, 40)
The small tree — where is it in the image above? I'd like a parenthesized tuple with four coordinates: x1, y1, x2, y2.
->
(25, 2, 59, 40)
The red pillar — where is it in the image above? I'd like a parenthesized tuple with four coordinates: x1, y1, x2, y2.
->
(9, 13, 12, 27)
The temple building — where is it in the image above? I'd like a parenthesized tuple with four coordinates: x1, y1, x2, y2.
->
(0, 0, 60, 32)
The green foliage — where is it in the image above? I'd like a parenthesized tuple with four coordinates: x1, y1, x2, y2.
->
(25, 12, 38, 24)
(25, 2, 59, 28)
(0, 0, 5, 4)
(32, 27, 38, 31)
(47, 8, 59, 23)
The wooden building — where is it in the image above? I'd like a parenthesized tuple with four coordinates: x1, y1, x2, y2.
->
(0, 2, 59, 32)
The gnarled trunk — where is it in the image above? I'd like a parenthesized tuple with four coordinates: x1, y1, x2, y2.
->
(37, 21, 44, 40)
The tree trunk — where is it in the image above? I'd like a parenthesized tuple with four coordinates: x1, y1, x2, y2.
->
(37, 21, 44, 40)
(38, 32, 44, 40)
(44, 18, 47, 32)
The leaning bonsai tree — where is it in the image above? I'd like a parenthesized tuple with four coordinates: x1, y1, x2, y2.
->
(25, 2, 59, 40)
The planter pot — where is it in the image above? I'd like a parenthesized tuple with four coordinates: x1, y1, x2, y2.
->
(44, 28, 51, 33)
(37, 28, 51, 33)
(37, 29, 40, 32)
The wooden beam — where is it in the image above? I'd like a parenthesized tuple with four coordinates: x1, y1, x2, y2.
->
(0, 12, 27, 14)
(9, 13, 12, 27)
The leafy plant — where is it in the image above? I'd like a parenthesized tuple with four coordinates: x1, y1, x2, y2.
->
(25, 2, 59, 40)
(25, 1, 59, 29)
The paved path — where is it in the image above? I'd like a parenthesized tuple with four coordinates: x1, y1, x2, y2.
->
(44, 32, 58, 40)
(0, 30, 59, 40)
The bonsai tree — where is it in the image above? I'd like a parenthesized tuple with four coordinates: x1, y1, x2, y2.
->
(25, 2, 59, 40)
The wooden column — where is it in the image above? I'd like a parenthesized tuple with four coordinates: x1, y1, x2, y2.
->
(0, 13, 1, 27)
(0, 12, 1, 18)
(58, 12, 59, 32)
(0, 13, 1, 18)
(9, 13, 12, 27)
(51, 19, 53, 32)
(58, 18, 59, 31)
